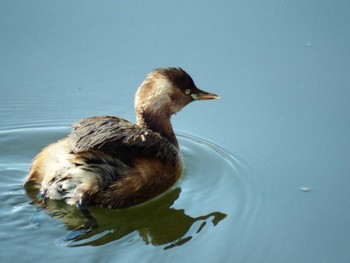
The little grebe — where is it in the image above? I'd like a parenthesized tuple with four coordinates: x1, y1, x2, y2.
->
(24, 68, 219, 209)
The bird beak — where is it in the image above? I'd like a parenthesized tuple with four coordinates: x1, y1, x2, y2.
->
(191, 89, 220, 100)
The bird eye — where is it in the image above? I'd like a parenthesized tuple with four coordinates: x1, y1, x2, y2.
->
(185, 89, 191, 95)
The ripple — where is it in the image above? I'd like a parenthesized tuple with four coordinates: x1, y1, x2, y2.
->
(0, 125, 261, 252)
(177, 133, 261, 228)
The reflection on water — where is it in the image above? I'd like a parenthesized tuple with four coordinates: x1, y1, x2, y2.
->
(12, 127, 235, 251)
(0, 125, 242, 262)
(27, 187, 226, 249)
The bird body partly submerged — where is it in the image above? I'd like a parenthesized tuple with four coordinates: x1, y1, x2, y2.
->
(25, 68, 218, 209)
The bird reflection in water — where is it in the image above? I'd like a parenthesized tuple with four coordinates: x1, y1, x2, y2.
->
(26, 187, 227, 249)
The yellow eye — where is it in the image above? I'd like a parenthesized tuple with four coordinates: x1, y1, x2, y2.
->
(185, 89, 191, 95)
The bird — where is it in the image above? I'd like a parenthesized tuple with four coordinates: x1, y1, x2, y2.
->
(24, 67, 219, 211)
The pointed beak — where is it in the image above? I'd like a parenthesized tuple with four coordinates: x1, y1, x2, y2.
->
(191, 88, 220, 101)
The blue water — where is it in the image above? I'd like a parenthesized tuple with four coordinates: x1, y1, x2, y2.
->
(1, 1, 350, 262)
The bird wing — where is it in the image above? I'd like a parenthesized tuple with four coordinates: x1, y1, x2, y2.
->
(69, 116, 177, 163)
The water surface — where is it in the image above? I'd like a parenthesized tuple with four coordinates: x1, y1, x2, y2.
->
(1, 1, 350, 262)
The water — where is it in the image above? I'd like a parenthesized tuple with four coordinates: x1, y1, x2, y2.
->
(1, 1, 350, 262)
(0, 126, 238, 261)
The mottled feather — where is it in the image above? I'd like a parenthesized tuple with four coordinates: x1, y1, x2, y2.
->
(69, 116, 179, 164)
(24, 68, 218, 210)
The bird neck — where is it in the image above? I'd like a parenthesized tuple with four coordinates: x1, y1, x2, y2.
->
(136, 110, 178, 148)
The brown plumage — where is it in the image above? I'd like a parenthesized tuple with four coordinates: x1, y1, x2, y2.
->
(24, 67, 219, 209)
